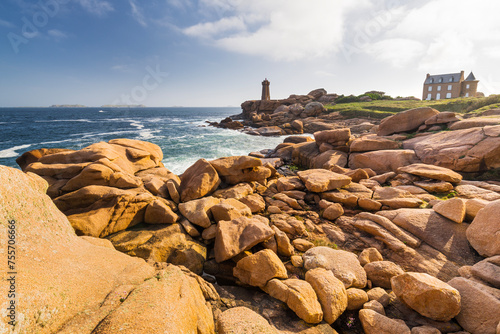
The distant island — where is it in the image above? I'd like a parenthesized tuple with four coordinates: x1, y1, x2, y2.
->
(50, 104, 87, 108)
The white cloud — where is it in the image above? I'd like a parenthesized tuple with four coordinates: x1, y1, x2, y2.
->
(0, 19, 15, 28)
(111, 64, 132, 72)
(48, 29, 68, 41)
(365, 38, 426, 68)
(183, 16, 246, 39)
(77, 0, 114, 16)
(129, 0, 147, 27)
(182, 0, 367, 61)
(362, 0, 500, 70)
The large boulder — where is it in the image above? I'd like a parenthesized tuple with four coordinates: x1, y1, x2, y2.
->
(432, 198, 466, 224)
(466, 199, 500, 257)
(216, 307, 279, 334)
(264, 279, 323, 324)
(233, 249, 287, 287)
(0, 165, 214, 333)
(106, 224, 206, 275)
(359, 309, 411, 334)
(349, 150, 420, 174)
(297, 169, 351, 193)
(53, 185, 155, 238)
(210, 156, 271, 184)
(292, 142, 320, 168)
(303, 246, 367, 288)
(311, 150, 348, 169)
(214, 216, 275, 262)
(302, 102, 326, 117)
(449, 116, 500, 130)
(403, 125, 500, 172)
(377, 209, 478, 266)
(178, 158, 220, 202)
(377, 107, 440, 136)
(448, 277, 500, 334)
(350, 135, 400, 152)
(178, 196, 220, 228)
(92, 266, 214, 334)
(391, 272, 461, 321)
(364, 261, 404, 289)
(397, 163, 462, 183)
(308, 88, 327, 100)
(314, 128, 351, 149)
(305, 268, 348, 324)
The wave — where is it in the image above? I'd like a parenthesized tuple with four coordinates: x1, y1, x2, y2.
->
(35, 119, 96, 123)
(38, 138, 75, 145)
(0, 144, 31, 158)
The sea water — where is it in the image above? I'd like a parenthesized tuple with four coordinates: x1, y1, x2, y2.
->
(0, 107, 293, 174)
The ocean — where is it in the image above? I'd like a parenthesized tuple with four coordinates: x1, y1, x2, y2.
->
(0, 107, 291, 174)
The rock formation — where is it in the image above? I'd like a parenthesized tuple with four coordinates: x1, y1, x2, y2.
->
(7, 104, 500, 333)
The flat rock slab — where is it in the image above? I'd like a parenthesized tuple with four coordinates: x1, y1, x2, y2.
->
(377, 209, 480, 266)
(297, 169, 351, 193)
(397, 163, 462, 183)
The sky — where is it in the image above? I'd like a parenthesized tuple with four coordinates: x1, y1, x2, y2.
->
(1, 0, 500, 107)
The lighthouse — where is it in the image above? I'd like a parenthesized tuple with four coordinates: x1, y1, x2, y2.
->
(261, 78, 270, 100)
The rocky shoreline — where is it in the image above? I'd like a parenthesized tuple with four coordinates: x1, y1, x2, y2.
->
(2, 104, 500, 333)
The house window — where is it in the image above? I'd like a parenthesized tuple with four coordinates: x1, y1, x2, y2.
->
(428, 86, 432, 92)
(466, 84, 470, 89)
(446, 93, 452, 98)
(437, 86, 441, 91)
(426, 93, 432, 100)
(436, 93, 441, 100)
(448, 85, 452, 90)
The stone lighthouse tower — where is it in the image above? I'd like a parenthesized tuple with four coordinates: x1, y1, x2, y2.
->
(261, 78, 270, 100)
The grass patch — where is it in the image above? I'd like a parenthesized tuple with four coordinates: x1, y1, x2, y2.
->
(311, 238, 338, 249)
(325, 95, 500, 119)
(433, 190, 457, 200)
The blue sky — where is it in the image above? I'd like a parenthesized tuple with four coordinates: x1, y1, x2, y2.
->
(1, 0, 500, 107)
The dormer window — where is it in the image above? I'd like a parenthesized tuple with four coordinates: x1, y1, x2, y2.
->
(430, 78, 434, 83)
(449, 77, 454, 82)
(439, 77, 443, 83)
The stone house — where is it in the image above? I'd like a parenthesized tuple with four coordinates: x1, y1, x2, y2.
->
(422, 71, 479, 100)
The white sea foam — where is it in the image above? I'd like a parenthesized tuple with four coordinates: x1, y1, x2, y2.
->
(0, 144, 31, 158)
(38, 138, 75, 145)
(35, 119, 95, 123)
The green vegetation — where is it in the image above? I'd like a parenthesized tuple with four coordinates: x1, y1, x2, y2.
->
(325, 95, 500, 119)
(311, 238, 338, 249)
(433, 190, 458, 200)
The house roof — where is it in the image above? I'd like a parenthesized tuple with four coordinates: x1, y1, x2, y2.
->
(465, 72, 477, 81)
(424, 72, 462, 84)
